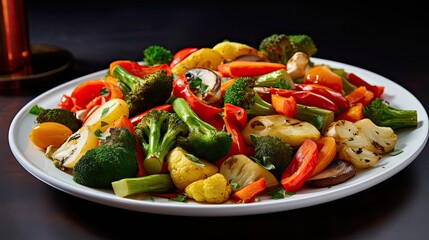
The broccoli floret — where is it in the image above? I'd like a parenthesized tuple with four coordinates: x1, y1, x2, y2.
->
(112, 66, 174, 117)
(252, 135, 294, 180)
(172, 97, 232, 162)
(259, 33, 293, 65)
(363, 98, 418, 130)
(72, 127, 138, 188)
(143, 45, 173, 66)
(134, 109, 189, 174)
(99, 126, 136, 149)
(31, 106, 82, 132)
(223, 77, 275, 117)
(288, 34, 318, 57)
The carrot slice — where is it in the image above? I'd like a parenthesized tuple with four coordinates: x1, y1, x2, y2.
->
(232, 178, 267, 203)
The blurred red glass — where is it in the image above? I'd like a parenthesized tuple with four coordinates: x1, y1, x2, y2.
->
(0, 0, 31, 73)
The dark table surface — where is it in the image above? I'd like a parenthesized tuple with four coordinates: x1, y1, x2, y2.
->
(1, 1, 428, 239)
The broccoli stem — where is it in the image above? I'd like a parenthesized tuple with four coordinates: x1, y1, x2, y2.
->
(254, 69, 294, 89)
(172, 97, 232, 161)
(248, 91, 276, 117)
(294, 104, 335, 134)
(171, 98, 216, 134)
(111, 174, 175, 197)
(137, 110, 188, 174)
(112, 65, 141, 93)
(144, 117, 164, 174)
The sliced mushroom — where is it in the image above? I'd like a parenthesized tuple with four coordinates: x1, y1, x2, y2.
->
(306, 160, 356, 188)
(286, 52, 312, 80)
(185, 68, 222, 104)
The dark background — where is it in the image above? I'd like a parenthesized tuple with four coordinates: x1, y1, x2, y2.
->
(1, 1, 428, 239)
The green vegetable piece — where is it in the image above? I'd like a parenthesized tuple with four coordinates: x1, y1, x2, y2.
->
(72, 127, 138, 188)
(259, 33, 293, 65)
(252, 135, 294, 180)
(143, 45, 173, 66)
(288, 34, 318, 57)
(254, 69, 295, 89)
(223, 77, 275, 117)
(35, 107, 82, 132)
(112, 66, 174, 117)
(134, 110, 189, 174)
(294, 104, 335, 134)
(363, 98, 418, 130)
(172, 97, 232, 162)
(111, 174, 175, 197)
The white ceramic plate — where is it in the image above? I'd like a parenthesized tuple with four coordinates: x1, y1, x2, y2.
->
(9, 58, 428, 217)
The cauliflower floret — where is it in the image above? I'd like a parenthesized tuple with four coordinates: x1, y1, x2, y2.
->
(166, 146, 218, 191)
(185, 173, 232, 204)
(325, 118, 398, 169)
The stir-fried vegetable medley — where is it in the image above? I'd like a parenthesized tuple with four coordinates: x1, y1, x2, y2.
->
(29, 33, 419, 204)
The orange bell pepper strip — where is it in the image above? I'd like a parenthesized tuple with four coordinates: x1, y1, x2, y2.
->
(70, 79, 124, 112)
(112, 115, 147, 177)
(345, 86, 374, 106)
(347, 73, 384, 98)
(271, 94, 297, 118)
(335, 102, 364, 122)
(217, 61, 287, 77)
(261, 88, 339, 113)
(304, 65, 343, 93)
(232, 177, 267, 203)
(310, 136, 337, 177)
(281, 139, 319, 192)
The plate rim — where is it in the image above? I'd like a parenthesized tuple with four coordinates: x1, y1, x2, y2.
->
(8, 57, 429, 217)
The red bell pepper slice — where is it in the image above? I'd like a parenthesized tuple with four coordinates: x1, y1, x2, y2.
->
(57, 94, 74, 111)
(172, 75, 225, 130)
(215, 104, 248, 167)
(261, 88, 339, 113)
(169, 47, 199, 69)
(129, 104, 173, 126)
(110, 60, 172, 78)
(294, 83, 350, 111)
(281, 139, 319, 192)
(347, 73, 384, 98)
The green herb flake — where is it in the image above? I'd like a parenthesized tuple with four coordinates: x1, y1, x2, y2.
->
(390, 149, 403, 156)
(268, 187, 295, 199)
(189, 77, 209, 95)
(94, 129, 110, 140)
(29, 105, 45, 115)
(99, 86, 110, 97)
(170, 194, 188, 202)
(100, 121, 109, 128)
(100, 102, 116, 119)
